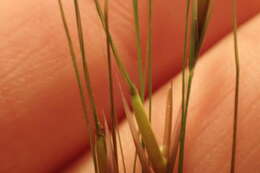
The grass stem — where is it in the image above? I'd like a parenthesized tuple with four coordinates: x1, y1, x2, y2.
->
(133, 0, 145, 101)
(104, 0, 119, 171)
(230, 0, 240, 172)
(73, 0, 101, 130)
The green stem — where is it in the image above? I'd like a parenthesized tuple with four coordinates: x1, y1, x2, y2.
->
(179, 0, 191, 172)
(58, 1, 99, 172)
(147, 0, 153, 121)
(73, 0, 101, 130)
(133, 0, 145, 101)
(178, 70, 194, 173)
(104, 0, 119, 171)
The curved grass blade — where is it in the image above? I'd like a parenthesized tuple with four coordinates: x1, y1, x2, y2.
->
(230, 0, 240, 172)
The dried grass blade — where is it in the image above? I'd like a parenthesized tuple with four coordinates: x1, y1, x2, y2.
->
(163, 82, 174, 158)
(167, 107, 182, 173)
(230, 0, 240, 172)
(117, 128, 127, 173)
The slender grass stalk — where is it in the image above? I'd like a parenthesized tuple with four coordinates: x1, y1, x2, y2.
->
(230, 0, 240, 172)
(132, 0, 145, 170)
(58, 1, 99, 172)
(58, 0, 87, 127)
(73, 0, 101, 130)
(93, 0, 135, 90)
(133, 0, 145, 101)
(147, 0, 153, 122)
(178, 1, 211, 172)
(103, 0, 119, 171)
(74, 1, 110, 172)
(179, 0, 191, 171)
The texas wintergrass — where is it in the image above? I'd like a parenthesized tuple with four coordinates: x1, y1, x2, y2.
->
(58, 0, 240, 172)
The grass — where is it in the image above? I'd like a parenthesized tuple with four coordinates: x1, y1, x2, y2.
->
(58, 0, 240, 172)
(231, 0, 240, 172)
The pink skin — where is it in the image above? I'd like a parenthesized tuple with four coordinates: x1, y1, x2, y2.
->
(0, 0, 260, 172)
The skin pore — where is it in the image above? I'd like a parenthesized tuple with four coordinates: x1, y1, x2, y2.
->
(0, 0, 260, 172)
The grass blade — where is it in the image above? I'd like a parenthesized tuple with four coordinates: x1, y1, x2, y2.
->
(147, 0, 153, 122)
(103, 0, 119, 171)
(73, 0, 101, 130)
(163, 82, 174, 158)
(133, 0, 145, 101)
(230, 0, 240, 172)
(58, 2, 99, 172)
(178, 1, 211, 172)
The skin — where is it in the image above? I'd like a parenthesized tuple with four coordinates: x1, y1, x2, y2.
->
(0, 0, 259, 172)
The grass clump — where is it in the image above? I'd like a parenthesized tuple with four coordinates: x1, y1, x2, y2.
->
(58, 0, 241, 172)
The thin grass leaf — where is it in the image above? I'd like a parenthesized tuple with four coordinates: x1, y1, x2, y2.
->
(179, 1, 211, 172)
(179, 0, 191, 170)
(103, 0, 119, 171)
(132, 1, 146, 169)
(58, 1, 98, 172)
(58, 0, 87, 125)
(121, 91, 151, 173)
(133, 0, 145, 101)
(163, 82, 174, 158)
(230, 0, 240, 172)
(147, 0, 153, 122)
(93, 0, 135, 90)
(73, 0, 101, 130)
